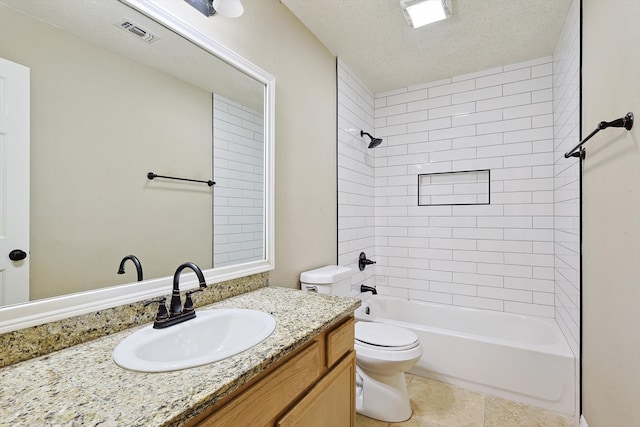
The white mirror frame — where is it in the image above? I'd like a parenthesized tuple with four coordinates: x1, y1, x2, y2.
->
(0, 0, 275, 334)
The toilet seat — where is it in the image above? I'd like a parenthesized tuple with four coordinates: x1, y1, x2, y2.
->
(356, 340, 419, 351)
(355, 321, 419, 351)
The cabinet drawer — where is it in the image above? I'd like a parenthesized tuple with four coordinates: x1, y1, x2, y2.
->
(325, 317, 354, 368)
(197, 341, 322, 426)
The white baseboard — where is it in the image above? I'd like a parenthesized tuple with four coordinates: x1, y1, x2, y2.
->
(580, 414, 589, 427)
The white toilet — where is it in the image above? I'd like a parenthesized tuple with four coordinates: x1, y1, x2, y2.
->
(300, 265, 423, 422)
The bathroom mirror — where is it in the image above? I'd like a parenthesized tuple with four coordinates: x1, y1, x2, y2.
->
(0, 0, 275, 332)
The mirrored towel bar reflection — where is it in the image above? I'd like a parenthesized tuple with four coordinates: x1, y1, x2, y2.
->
(147, 172, 215, 187)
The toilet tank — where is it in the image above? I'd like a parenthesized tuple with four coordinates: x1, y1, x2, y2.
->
(300, 265, 353, 295)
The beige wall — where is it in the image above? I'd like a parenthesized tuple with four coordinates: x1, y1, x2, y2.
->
(156, 0, 338, 288)
(0, 5, 214, 298)
(582, 1, 640, 425)
(1, 0, 337, 298)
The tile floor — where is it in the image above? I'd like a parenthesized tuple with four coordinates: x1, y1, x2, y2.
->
(356, 374, 577, 427)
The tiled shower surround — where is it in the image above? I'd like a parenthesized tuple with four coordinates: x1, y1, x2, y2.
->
(552, 0, 581, 357)
(338, 1, 580, 350)
(337, 66, 377, 288)
(373, 57, 557, 318)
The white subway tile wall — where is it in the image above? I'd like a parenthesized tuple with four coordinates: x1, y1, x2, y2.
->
(213, 94, 264, 267)
(553, 0, 581, 356)
(338, 2, 579, 326)
(337, 60, 376, 286)
(370, 56, 556, 317)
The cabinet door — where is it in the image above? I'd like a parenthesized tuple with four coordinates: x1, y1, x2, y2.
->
(277, 352, 355, 427)
(326, 318, 354, 368)
(197, 342, 322, 427)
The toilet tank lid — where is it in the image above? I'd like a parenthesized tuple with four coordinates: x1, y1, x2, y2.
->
(300, 265, 353, 284)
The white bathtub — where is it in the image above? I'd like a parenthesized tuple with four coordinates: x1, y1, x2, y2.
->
(354, 295, 576, 415)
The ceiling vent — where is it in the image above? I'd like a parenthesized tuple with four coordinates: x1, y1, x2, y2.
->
(117, 20, 159, 43)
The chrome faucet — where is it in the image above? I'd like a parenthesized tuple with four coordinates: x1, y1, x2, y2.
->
(145, 262, 207, 329)
(117, 255, 143, 281)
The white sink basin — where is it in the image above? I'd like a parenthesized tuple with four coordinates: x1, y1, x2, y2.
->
(113, 308, 276, 372)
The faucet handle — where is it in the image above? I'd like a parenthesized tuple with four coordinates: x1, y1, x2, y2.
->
(143, 297, 169, 321)
(183, 288, 204, 313)
(358, 252, 377, 271)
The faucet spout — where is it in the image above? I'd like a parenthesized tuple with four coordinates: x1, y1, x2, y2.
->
(360, 284, 377, 295)
(170, 262, 207, 316)
(117, 255, 143, 281)
(149, 262, 208, 329)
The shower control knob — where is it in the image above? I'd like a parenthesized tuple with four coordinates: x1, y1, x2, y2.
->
(359, 252, 376, 271)
(9, 249, 27, 261)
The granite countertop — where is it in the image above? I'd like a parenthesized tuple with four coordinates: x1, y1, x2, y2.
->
(0, 286, 360, 426)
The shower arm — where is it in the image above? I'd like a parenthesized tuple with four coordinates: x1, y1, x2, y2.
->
(564, 112, 634, 159)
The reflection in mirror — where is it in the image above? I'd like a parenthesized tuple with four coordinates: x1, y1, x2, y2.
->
(0, 0, 274, 331)
(213, 95, 265, 267)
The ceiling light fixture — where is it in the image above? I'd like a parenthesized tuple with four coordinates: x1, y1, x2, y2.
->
(184, 0, 244, 18)
(400, 0, 451, 29)
(212, 0, 244, 18)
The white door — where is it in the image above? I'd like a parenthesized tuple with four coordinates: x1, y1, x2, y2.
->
(0, 57, 30, 305)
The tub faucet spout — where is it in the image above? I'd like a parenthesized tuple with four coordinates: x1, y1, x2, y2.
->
(361, 284, 377, 295)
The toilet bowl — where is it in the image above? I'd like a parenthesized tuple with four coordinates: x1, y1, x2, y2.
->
(354, 321, 423, 422)
(300, 265, 423, 422)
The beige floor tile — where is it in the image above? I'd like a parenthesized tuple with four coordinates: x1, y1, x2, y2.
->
(356, 413, 390, 427)
(356, 374, 576, 427)
(401, 375, 485, 427)
(484, 396, 576, 427)
(356, 374, 484, 427)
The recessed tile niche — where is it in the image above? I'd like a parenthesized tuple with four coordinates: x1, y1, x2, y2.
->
(418, 169, 490, 206)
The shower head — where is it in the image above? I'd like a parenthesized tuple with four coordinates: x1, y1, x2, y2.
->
(360, 130, 383, 149)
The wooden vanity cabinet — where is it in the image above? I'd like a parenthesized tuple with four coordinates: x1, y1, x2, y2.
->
(190, 316, 355, 427)
(276, 352, 355, 427)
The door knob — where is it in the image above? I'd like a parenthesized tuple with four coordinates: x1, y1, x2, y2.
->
(9, 249, 27, 261)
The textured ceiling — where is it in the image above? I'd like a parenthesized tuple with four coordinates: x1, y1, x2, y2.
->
(0, 0, 264, 110)
(281, 0, 572, 94)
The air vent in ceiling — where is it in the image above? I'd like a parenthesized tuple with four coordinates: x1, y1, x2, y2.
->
(117, 20, 159, 43)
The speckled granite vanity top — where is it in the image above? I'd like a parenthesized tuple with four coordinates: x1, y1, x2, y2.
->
(0, 287, 359, 426)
